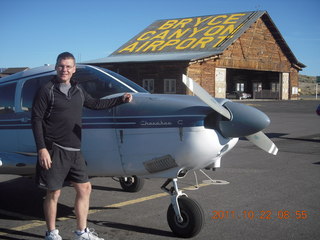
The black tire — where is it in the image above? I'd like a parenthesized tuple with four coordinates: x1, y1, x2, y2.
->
(167, 196, 204, 238)
(119, 176, 144, 192)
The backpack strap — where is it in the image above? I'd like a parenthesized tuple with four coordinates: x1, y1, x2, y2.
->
(44, 82, 55, 119)
(76, 85, 85, 106)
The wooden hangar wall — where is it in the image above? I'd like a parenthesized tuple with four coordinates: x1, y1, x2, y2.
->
(186, 17, 300, 100)
(93, 12, 302, 100)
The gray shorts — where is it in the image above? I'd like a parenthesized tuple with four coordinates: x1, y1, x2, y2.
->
(36, 145, 89, 191)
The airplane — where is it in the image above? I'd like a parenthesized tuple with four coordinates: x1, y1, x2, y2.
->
(0, 64, 278, 238)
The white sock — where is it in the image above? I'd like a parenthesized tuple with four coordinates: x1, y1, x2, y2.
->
(75, 229, 85, 235)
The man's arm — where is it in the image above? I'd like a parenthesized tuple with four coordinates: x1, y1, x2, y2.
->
(31, 87, 48, 150)
(31, 87, 52, 169)
(82, 88, 132, 110)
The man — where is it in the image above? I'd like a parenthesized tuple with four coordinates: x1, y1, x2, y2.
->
(32, 52, 132, 240)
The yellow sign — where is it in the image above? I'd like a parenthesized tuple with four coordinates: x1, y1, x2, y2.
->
(114, 13, 250, 55)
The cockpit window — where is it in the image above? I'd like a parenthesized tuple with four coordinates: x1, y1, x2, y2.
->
(73, 66, 148, 98)
(100, 67, 148, 93)
(0, 82, 16, 114)
(19, 65, 148, 112)
(21, 75, 53, 111)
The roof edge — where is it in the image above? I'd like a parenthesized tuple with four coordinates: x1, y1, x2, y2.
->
(260, 12, 305, 69)
(83, 51, 223, 64)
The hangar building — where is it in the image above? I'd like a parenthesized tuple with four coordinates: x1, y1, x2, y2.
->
(86, 11, 305, 100)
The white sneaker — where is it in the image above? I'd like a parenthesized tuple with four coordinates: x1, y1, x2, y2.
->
(73, 228, 104, 240)
(45, 229, 62, 240)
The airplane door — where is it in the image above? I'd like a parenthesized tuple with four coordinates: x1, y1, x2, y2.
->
(17, 75, 53, 153)
(73, 66, 129, 177)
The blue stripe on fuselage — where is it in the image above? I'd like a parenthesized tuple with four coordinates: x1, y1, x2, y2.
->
(0, 115, 205, 129)
(83, 115, 204, 129)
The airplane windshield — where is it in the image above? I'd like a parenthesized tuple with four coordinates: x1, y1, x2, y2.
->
(98, 67, 148, 94)
(73, 66, 148, 98)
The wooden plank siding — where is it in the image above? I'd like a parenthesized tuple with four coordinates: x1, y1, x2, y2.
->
(186, 18, 299, 98)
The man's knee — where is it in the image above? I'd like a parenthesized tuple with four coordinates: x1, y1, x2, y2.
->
(46, 189, 61, 202)
(74, 182, 92, 196)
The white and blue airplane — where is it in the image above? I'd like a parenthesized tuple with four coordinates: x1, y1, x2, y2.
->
(0, 64, 278, 238)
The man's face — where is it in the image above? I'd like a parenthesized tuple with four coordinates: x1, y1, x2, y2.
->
(55, 58, 76, 83)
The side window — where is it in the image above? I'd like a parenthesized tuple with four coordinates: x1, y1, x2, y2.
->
(0, 82, 16, 114)
(21, 76, 53, 111)
(142, 79, 154, 93)
(74, 67, 140, 98)
(236, 82, 245, 92)
(74, 68, 121, 98)
(164, 79, 176, 94)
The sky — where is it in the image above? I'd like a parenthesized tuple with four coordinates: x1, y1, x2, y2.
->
(1, 0, 319, 76)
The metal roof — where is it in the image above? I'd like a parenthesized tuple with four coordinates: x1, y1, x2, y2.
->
(85, 11, 304, 68)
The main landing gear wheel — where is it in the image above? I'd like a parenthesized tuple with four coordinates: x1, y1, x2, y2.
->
(119, 175, 144, 192)
(167, 196, 204, 238)
(161, 178, 204, 238)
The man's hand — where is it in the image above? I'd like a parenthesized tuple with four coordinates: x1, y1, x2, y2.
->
(38, 148, 52, 170)
(122, 93, 133, 103)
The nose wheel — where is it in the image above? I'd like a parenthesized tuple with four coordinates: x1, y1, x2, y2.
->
(162, 178, 204, 238)
(119, 175, 144, 192)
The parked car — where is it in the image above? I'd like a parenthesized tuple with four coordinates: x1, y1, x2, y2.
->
(226, 91, 252, 100)
(316, 104, 320, 116)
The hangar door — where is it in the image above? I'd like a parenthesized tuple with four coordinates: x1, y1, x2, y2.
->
(226, 69, 280, 99)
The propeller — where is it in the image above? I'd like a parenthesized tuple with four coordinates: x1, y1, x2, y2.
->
(182, 74, 278, 155)
(246, 132, 278, 155)
(182, 74, 231, 120)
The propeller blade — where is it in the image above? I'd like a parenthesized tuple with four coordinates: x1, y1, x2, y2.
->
(245, 131, 278, 155)
(182, 74, 278, 156)
(182, 74, 231, 119)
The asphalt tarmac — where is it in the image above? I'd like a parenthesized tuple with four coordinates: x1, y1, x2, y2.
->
(0, 100, 319, 240)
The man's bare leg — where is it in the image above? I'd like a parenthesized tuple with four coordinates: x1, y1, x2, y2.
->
(44, 189, 61, 231)
(73, 182, 92, 231)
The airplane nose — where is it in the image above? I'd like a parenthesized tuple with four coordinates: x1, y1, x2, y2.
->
(217, 101, 270, 138)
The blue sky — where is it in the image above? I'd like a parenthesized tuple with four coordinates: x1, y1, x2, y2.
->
(1, 0, 319, 76)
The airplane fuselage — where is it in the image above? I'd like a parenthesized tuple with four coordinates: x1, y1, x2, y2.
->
(0, 65, 237, 178)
